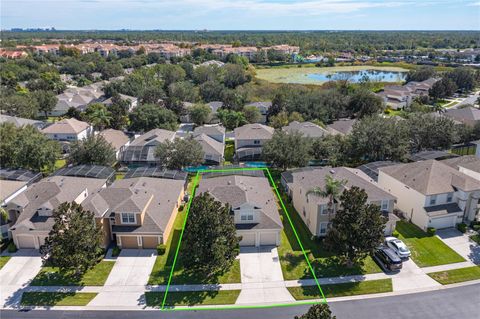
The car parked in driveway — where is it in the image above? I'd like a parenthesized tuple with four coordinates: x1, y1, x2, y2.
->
(385, 236, 411, 259)
(373, 246, 403, 272)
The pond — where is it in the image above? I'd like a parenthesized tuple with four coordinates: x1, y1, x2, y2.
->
(255, 65, 409, 85)
(307, 69, 406, 83)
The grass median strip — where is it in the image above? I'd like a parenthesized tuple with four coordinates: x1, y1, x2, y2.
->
(30, 260, 115, 286)
(428, 266, 480, 285)
(288, 279, 393, 300)
(21, 292, 97, 306)
(0, 256, 11, 270)
(394, 221, 465, 267)
(145, 290, 241, 307)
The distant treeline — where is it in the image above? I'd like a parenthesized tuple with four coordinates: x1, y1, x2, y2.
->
(2, 30, 480, 53)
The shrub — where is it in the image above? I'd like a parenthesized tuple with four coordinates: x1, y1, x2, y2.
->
(112, 246, 121, 257)
(457, 223, 468, 233)
(473, 224, 480, 232)
(7, 242, 17, 253)
(156, 244, 166, 256)
(179, 204, 185, 211)
(427, 227, 436, 236)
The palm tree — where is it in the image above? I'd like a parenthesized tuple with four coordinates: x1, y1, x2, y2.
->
(307, 175, 347, 219)
(86, 103, 112, 130)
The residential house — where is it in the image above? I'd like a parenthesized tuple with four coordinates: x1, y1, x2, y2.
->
(50, 81, 106, 116)
(234, 124, 274, 161)
(98, 129, 131, 160)
(179, 101, 222, 124)
(121, 129, 176, 165)
(197, 175, 282, 247)
(282, 121, 329, 138)
(193, 134, 224, 165)
(378, 160, 480, 230)
(443, 107, 480, 127)
(441, 156, 480, 181)
(102, 94, 138, 112)
(8, 175, 108, 249)
(0, 180, 28, 239)
(82, 177, 185, 249)
(0, 115, 46, 130)
(41, 118, 93, 149)
(326, 118, 357, 136)
(244, 102, 271, 124)
(193, 124, 226, 143)
(377, 78, 439, 110)
(281, 167, 398, 237)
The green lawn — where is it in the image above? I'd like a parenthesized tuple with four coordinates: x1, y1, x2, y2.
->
(30, 261, 115, 286)
(21, 292, 97, 306)
(428, 266, 480, 285)
(288, 279, 393, 300)
(149, 176, 241, 286)
(269, 170, 382, 280)
(394, 221, 465, 267)
(145, 290, 240, 307)
(0, 256, 11, 270)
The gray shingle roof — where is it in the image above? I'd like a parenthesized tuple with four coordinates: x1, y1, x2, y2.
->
(441, 155, 480, 174)
(0, 115, 45, 129)
(122, 129, 176, 163)
(41, 118, 90, 135)
(193, 125, 226, 138)
(444, 107, 480, 125)
(193, 133, 224, 157)
(379, 160, 480, 195)
(282, 121, 328, 138)
(197, 175, 282, 230)
(98, 129, 130, 151)
(234, 123, 274, 140)
(326, 118, 356, 135)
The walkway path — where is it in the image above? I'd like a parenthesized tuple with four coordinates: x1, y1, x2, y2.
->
(436, 229, 480, 265)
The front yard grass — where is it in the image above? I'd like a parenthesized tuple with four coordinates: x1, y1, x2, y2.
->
(30, 261, 115, 286)
(21, 292, 97, 306)
(269, 170, 382, 280)
(428, 266, 480, 285)
(288, 279, 393, 300)
(0, 256, 11, 270)
(394, 221, 465, 267)
(145, 290, 240, 307)
(148, 175, 241, 286)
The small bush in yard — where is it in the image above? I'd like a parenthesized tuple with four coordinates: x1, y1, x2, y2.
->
(427, 227, 436, 236)
(457, 223, 467, 233)
(156, 244, 166, 255)
(473, 225, 480, 232)
(112, 246, 121, 257)
(7, 242, 17, 253)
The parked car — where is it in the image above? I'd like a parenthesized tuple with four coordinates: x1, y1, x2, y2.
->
(373, 246, 403, 272)
(385, 236, 411, 259)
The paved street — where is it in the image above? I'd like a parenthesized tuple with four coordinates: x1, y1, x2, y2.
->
(2, 283, 478, 319)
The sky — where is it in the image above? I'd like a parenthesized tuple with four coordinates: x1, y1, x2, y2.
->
(1, 0, 480, 30)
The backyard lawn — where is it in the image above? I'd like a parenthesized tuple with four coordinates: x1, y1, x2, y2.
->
(288, 279, 393, 300)
(148, 176, 241, 286)
(428, 266, 480, 285)
(224, 140, 235, 164)
(30, 261, 115, 286)
(0, 256, 11, 270)
(21, 292, 97, 306)
(145, 290, 240, 307)
(269, 170, 381, 280)
(394, 221, 465, 267)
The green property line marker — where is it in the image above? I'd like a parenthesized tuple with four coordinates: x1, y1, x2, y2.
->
(160, 167, 327, 311)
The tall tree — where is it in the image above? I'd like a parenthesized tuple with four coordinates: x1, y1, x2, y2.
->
(429, 77, 457, 101)
(223, 63, 248, 89)
(324, 187, 387, 267)
(84, 103, 112, 130)
(347, 89, 384, 118)
(155, 137, 204, 169)
(243, 105, 262, 123)
(262, 130, 311, 170)
(0, 93, 39, 119)
(33, 90, 57, 118)
(295, 304, 336, 319)
(182, 193, 240, 274)
(307, 175, 346, 218)
(190, 103, 212, 126)
(69, 135, 116, 166)
(217, 109, 247, 130)
(128, 104, 178, 132)
(40, 202, 103, 275)
(407, 113, 457, 152)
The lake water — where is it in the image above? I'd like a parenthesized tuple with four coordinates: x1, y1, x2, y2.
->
(307, 69, 407, 83)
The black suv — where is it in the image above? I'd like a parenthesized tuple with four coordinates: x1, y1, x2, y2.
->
(373, 246, 403, 272)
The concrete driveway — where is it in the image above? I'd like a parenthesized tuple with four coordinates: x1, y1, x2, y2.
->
(437, 229, 480, 265)
(87, 249, 156, 308)
(0, 250, 43, 308)
(236, 246, 294, 305)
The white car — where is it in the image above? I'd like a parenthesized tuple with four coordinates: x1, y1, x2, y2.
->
(385, 236, 411, 259)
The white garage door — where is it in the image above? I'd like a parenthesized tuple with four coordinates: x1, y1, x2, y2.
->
(239, 232, 256, 246)
(430, 216, 456, 229)
(17, 235, 36, 249)
(259, 232, 277, 246)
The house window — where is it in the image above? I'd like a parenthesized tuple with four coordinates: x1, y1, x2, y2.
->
(429, 195, 437, 206)
(303, 207, 306, 217)
(381, 200, 389, 211)
(319, 222, 329, 235)
(447, 192, 453, 203)
(121, 212, 136, 224)
(253, 140, 260, 145)
(241, 213, 254, 221)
